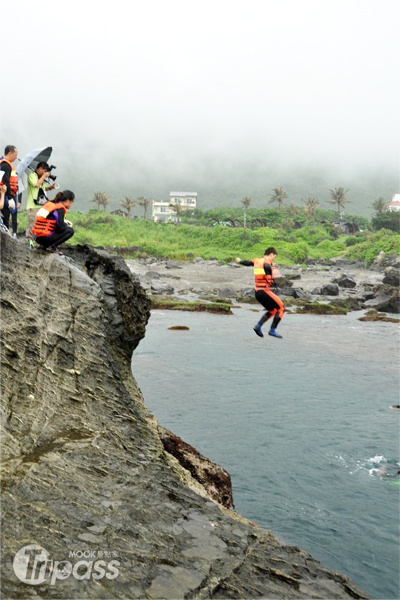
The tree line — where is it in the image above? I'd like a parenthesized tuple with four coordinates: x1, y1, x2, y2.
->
(89, 188, 398, 233)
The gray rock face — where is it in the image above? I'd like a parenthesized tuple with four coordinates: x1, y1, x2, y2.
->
(0, 235, 368, 599)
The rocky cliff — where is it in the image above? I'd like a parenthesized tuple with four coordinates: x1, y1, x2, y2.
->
(0, 235, 369, 599)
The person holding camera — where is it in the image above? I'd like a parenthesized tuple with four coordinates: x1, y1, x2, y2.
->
(26, 161, 57, 249)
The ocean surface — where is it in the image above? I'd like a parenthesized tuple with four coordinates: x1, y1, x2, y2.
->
(132, 306, 400, 600)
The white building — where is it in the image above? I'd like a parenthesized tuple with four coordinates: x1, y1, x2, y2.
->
(152, 192, 197, 222)
(387, 194, 400, 212)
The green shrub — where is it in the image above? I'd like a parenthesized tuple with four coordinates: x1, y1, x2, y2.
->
(345, 229, 400, 265)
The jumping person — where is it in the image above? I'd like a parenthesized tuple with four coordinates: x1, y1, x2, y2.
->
(32, 190, 75, 253)
(236, 247, 285, 339)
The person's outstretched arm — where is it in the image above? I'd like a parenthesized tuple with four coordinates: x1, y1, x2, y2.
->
(235, 258, 254, 266)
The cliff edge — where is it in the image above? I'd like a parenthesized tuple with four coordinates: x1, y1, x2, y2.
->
(0, 235, 368, 599)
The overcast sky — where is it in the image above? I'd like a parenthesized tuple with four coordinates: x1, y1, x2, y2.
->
(2, 0, 399, 197)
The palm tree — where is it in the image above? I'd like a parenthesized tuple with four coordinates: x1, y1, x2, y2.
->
(241, 196, 252, 228)
(137, 196, 152, 220)
(120, 196, 137, 218)
(329, 187, 349, 217)
(303, 196, 320, 217)
(372, 197, 389, 213)
(91, 192, 110, 211)
(168, 201, 184, 224)
(268, 187, 288, 209)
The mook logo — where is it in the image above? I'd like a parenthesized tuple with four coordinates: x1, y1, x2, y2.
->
(13, 544, 120, 586)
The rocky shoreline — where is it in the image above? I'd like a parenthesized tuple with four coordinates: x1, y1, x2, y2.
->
(126, 253, 400, 316)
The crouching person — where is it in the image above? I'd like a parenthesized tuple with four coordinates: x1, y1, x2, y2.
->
(32, 190, 75, 253)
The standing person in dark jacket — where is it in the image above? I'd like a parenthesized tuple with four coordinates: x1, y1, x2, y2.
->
(236, 247, 285, 338)
(32, 190, 75, 253)
(0, 145, 19, 229)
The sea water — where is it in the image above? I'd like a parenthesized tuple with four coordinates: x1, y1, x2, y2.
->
(132, 307, 400, 599)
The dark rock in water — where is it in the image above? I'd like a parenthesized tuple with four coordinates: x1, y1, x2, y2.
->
(333, 274, 357, 288)
(0, 235, 369, 599)
(358, 309, 400, 323)
(321, 282, 340, 296)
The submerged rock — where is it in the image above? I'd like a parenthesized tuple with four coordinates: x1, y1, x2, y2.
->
(0, 235, 368, 599)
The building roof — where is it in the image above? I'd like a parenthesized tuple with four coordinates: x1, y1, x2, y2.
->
(169, 191, 197, 196)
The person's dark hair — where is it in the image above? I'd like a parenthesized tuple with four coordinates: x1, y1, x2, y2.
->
(37, 161, 50, 170)
(54, 190, 75, 203)
(264, 247, 277, 256)
(4, 145, 17, 155)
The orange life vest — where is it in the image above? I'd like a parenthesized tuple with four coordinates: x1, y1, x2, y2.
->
(0, 159, 19, 196)
(253, 257, 275, 291)
(32, 201, 66, 237)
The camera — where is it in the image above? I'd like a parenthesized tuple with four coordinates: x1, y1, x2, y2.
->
(48, 165, 57, 181)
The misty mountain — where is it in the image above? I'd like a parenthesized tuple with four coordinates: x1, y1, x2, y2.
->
(42, 157, 396, 219)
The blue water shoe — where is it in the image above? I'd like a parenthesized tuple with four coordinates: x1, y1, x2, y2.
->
(268, 328, 282, 339)
(253, 324, 264, 337)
